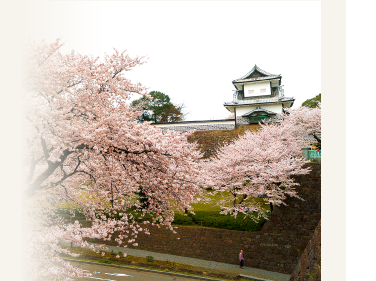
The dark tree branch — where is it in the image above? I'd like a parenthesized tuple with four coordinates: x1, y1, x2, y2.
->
(41, 137, 51, 163)
(25, 143, 88, 198)
(238, 194, 248, 205)
(26, 137, 174, 199)
(312, 133, 321, 144)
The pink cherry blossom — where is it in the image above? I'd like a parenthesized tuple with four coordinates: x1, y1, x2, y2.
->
(201, 106, 320, 219)
(24, 39, 204, 280)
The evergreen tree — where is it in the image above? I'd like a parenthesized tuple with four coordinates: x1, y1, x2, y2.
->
(302, 93, 321, 108)
(132, 91, 186, 122)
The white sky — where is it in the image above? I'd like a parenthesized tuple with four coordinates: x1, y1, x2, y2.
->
(27, 1, 320, 121)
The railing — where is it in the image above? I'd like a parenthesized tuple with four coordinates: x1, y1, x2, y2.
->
(226, 96, 282, 105)
(308, 150, 321, 159)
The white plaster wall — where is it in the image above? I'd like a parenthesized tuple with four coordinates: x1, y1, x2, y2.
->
(153, 120, 235, 127)
(243, 81, 271, 97)
(235, 104, 283, 116)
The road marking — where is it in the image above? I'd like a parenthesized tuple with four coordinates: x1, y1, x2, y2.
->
(105, 273, 133, 277)
(89, 277, 116, 281)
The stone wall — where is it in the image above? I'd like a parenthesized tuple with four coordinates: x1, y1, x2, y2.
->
(236, 116, 250, 125)
(289, 221, 321, 281)
(126, 163, 321, 274)
(261, 164, 321, 237)
(188, 124, 260, 159)
(127, 225, 310, 273)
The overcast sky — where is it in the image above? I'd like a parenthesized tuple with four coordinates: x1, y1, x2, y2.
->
(27, 1, 320, 121)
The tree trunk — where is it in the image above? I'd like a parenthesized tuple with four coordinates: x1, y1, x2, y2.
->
(269, 202, 273, 212)
(313, 133, 321, 144)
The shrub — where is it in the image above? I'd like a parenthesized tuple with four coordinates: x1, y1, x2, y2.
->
(146, 256, 154, 263)
(99, 259, 113, 264)
(55, 209, 86, 220)
(172, 211, 266, 231)
(172, 213, 194, 225)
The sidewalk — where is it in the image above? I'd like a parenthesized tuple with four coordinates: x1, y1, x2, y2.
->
(61, 242, 291, 281)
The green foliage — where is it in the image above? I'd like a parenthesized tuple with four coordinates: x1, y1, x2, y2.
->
(302, 93, 321, 108)
(172, 213, 194, 225)
(132, 91, 185, 123)
(190, 190, 271, 213)
(165, 260, 177, 267)
(98, 259, 113, 264)
(146, 256, 154, 263)
(173, 211, 266, 231)
(55, 192, 267, 232)
(55, 209, 86, 220)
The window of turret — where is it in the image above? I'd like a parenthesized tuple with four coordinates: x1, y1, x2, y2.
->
(260, 88, 266, 94)
(248, 90, 254, 95)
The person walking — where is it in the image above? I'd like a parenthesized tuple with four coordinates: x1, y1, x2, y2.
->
(239, 250, 244, 269)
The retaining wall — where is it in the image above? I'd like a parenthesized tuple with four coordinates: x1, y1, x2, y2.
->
(289, 221, 321, 281)
(187, 124, 260, 159)
(127, 163, 321, 274)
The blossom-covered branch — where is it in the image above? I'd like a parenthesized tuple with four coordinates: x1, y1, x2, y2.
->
(24, 40, 204, 280)
(201, 106, 320, 219)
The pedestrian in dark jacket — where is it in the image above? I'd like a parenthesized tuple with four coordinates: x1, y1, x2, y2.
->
(239, 250, 244, 269)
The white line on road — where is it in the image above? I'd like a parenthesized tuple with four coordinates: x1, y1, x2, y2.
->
(89, 277, 116, 281)
(105, 273, 133, 277)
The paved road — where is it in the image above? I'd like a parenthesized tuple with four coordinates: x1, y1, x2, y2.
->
(61, 242, 290, 281)
(71, 261, 203, 281)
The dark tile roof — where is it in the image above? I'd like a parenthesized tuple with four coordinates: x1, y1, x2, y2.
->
(241, 108, 277, 117)
(232, 65, 281, 84)
(224, 96, 295, 107)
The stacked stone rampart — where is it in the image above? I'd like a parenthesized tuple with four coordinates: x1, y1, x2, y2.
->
(289, 221, 321, 281)
(126, 163, 321, 274)
(187, 124, 260, 158)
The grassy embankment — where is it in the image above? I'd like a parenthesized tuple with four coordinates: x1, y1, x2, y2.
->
(57, 190, 271, 231)
(56, 190, 271, 230)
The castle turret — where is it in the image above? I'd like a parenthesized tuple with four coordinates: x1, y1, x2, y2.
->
(224, 65, 295, 124)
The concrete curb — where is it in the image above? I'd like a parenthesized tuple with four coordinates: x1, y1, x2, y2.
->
(239, 274, 274, 281)
(63, 258, 227, 281)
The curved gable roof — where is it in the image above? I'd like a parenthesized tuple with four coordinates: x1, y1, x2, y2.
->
(233, 65, 281, 84)
(241, 108, 277, 117)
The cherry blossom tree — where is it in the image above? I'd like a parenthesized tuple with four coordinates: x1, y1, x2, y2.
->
(24, 40, 204, 280)
(202, 106, 321, 219)
(280, 104, 321, 145)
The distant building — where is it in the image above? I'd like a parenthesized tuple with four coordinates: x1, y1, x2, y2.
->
(152, 65, 294, 131)
(224, 64, 295, 125)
